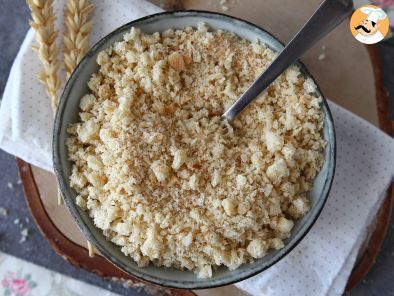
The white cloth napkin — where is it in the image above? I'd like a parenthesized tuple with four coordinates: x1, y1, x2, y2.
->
(0, 0, 162, 171)
(0, 1, 393, 295)
(235, 105, 394, 296)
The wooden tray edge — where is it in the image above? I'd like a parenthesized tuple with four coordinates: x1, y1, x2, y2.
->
(345, 41, 394, 291)
(17, 36, 394, 296)
(345, 184, 394, 291)
(16, 159, 195, 296)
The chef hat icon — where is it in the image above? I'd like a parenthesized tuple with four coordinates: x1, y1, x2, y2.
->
(360, 6, 387, 23)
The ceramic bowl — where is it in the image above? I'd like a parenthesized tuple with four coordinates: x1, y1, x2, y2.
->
(53, 10, 336, 289)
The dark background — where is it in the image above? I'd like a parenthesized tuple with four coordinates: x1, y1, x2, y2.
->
(0, 0, 393, 295)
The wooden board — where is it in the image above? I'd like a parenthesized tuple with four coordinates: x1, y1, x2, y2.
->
(17, 0, 394, 295)
(183, 0, 379, 126)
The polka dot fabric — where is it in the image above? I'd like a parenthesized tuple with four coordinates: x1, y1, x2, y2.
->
(0, 0, 162, 171)
(235, 102, 394, 296)
(0, 1, 393, 295)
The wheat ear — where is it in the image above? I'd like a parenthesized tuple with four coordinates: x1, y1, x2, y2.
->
(64, 0, 94, 79)
(27, 0, 63, 205)
(64, 0, 95, 254)
(59, 0, 95, 206)
(27, 0, 61, 113)
(87, 240, 95, 257)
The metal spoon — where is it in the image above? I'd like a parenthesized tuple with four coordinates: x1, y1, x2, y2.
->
(222, 0, 354, 121)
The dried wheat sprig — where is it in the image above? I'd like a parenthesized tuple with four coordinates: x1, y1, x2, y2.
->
(27, 0, 61, 113)
(87, 240, 94, 257)
(64, 0, 94, 79)
(64, 0, 95, 254)
(56, 188, 63, 205)
(27, 0, 63, 205)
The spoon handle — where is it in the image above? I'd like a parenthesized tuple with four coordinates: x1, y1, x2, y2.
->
(222, 0, 354, 121)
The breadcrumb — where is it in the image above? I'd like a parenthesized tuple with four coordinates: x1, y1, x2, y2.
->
(0, 207, 8, 217)
(67, 24, 325, 277)
(318, 53, 326, 61)
(19, 228, 29, 243)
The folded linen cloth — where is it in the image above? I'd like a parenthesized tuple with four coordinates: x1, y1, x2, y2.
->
(235, 104, 394, 296)
(0, 0, 162, 171)
(0, 1, 393, 295)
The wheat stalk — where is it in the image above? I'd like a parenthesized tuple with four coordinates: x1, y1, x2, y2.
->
(87, 240, 95, 257)
(64, 0, 95, 254)
(27, 0, 63, 205)
(27, 0, 61, 113)
(62, 0, 94, 207)
(64, 0, 94, 79)
(28, 0, 96, 252)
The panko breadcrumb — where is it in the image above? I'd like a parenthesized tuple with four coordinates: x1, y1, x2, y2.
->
(67, 24, 325, 278)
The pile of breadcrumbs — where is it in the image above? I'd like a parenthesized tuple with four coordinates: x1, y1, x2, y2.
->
(67, 24, 325, 278)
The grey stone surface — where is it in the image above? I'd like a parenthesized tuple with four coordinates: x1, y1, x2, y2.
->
(0, 151, 147, 296)
(0, 0, 145, 295)
(0, 0, 393, 295)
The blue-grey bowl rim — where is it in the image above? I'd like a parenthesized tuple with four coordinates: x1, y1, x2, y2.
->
(53, 10, 336, 290)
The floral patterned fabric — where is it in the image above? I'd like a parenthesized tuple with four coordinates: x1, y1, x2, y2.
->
(1, 271, 37, 296)
(0, 252, 119, 296)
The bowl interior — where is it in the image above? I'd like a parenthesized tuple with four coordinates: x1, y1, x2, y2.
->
(54, 11, 335, 289)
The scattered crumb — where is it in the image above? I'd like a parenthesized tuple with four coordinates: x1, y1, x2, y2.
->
(13, 218, 20, 224)
(156, 0, 179, 10)
(0, 207, 8, 217)
(17, 179, 22, 185)
(19, 228, 29, 243)
(318, 53, 326, 61)
(21, 228, 29, 236)
(7, 182, 13, 189)
(218, 0, 231, 11)
(25, 217, 30, 223)
(220, 0, 228, 10)
(221, 5, 229, 11)
(318, 45, 326, 61)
